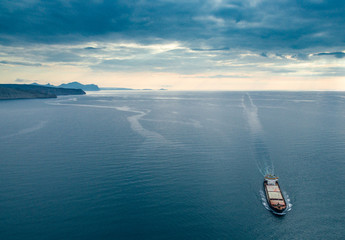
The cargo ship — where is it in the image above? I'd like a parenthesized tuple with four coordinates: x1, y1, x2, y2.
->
(264, 175, 286, 213)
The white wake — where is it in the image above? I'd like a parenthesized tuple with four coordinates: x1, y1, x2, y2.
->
(47, 100, 169, 145)
(1, 121, 47, 139)
(242, 94, 274, 176)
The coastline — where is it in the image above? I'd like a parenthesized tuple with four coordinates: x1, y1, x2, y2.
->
(0, 84, 85, 100)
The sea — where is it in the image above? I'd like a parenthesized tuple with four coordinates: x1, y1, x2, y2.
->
(0, 91, 344, 240)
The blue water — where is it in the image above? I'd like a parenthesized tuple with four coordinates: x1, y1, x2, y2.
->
(0, 91, 344, 239)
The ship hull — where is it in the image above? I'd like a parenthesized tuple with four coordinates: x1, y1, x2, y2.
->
(263, 179, 286, 213)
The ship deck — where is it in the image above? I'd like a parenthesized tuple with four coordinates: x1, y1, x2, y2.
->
(264, 181, 286, 211)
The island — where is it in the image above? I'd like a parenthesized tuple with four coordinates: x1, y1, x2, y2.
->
(58, 82, 100, 91)
(0, 84, 85, 100)
(32, 81, 100, 91)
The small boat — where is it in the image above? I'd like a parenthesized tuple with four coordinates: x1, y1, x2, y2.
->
(264, 174, 286, 213)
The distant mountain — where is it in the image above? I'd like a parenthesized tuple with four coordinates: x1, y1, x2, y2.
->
(58, 82, 100, 91)
(0, 84, 85, 100)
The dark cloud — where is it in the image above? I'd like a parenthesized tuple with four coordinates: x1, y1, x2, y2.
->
(0, 0, 344, 53)
(1, 0, 344, 82)
(84, 47, 100, 50)
(315, 52, 345, 58)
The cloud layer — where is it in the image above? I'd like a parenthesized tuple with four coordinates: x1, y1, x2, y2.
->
(1, 0, 344, 50)
(1, 0, 345, 89)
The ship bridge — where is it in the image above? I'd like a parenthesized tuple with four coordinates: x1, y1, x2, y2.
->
(264, 175, 278, 185)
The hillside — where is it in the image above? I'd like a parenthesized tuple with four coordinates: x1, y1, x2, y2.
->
(0, 84, 85, 100)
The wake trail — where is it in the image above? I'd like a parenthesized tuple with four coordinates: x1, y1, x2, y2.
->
(242, 94, 274, 176)
(243, 94, 292, 214)
(114, 106, 169, 146)
(47, 101, 169, 146)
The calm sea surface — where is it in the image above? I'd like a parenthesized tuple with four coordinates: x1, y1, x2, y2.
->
(1, 91, 344, 239)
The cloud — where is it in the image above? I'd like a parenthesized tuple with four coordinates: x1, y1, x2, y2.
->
(196, 74, 250, 78)
(1, 0, 345, 87)
(15, 78, 28, 83)
(14, 78, 44, 83)
(291, 53, 309, 60)
(43, 52, 83, 62)
(84, 47, 100, 50)
(0, 0, 344, 53)
(0, 60, 42, 66)
(314, 52, 345, 58)
(260, 52, 268, 57)
(191, 47, 230, 52)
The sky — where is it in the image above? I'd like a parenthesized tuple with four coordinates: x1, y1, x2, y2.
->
(1, 0, 345, 90)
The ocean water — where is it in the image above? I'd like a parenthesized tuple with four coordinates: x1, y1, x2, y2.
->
(0, 91, 344, 240)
